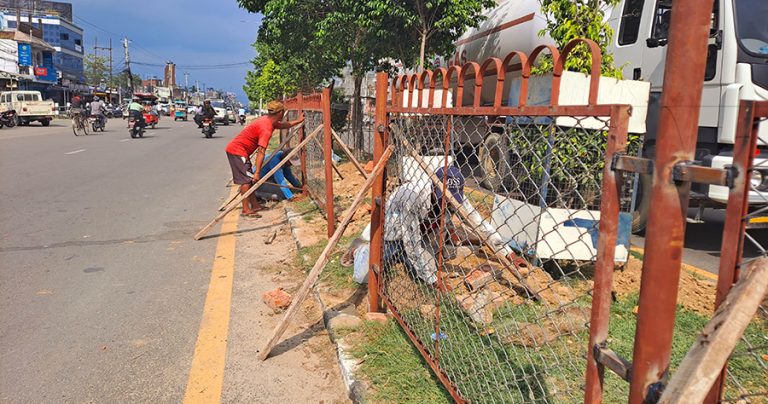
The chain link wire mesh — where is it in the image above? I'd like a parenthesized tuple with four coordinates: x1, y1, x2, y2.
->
(378, 111, 633, 402)
(284, 108, 328, 215)
(334, 97, 375, 161)
(721, 113, 768, 403)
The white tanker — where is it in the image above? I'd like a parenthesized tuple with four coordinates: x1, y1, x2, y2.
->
(438, 0, 768, 230)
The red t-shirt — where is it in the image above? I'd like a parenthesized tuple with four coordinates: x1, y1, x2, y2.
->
(225, 116, 274, 157)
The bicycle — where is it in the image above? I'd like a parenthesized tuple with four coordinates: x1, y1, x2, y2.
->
(71, 108, 90, 136)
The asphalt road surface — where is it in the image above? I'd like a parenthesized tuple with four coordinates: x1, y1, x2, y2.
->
(0, 117, 241, 402)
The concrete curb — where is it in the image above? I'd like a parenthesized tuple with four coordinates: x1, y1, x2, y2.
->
(284, 205, 368, 404)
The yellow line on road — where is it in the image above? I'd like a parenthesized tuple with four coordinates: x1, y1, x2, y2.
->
(183, 196, 239, 404)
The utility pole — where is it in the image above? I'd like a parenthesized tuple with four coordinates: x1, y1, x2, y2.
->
(184, 72, 189, 102)
(95, 38, 113, 100)
(122, 37, 133, 97)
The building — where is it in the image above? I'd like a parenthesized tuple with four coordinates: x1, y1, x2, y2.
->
(0, 28, 57, 92)
(0, 1, 85, 84)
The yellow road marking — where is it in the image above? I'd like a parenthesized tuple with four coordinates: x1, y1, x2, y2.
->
(184, 193, 239, 404)
(631, 245, 718, 280)
(748, 216, 768, 224)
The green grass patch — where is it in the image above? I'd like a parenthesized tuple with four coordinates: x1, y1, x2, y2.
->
(292, 197, 319, 221)
(350, 321, 452, 403)
(295, 234, 358, 291)
(629, 249, 644, 260)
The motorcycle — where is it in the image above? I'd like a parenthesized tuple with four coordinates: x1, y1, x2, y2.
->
(89, 115, 106, 132)
(238, 114, 246, 125)
(0, 109, 17, 128)
(201, 118, 216, 138)
(128, 117, 144, 138)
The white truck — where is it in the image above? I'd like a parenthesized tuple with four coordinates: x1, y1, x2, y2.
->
(0, 90, 55, 126)
(441, 0, 768, 231)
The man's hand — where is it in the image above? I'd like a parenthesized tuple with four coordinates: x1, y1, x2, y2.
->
(293, 117, 305, 127)
(251, 173, 261, 184)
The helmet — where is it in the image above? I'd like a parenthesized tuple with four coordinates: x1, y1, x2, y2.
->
(93, 96, 100, 101)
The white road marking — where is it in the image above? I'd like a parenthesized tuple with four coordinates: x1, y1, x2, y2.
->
(119, 139, 130, 142)
(65, 149, 86, 155)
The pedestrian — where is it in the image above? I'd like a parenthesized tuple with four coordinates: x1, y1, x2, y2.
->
(225, 100, 304, 217)
(380, 166, 464, 288)
(251, 147, 303, 201)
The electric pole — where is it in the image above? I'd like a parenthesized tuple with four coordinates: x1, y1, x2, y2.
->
(122, 37, 133, 97)
(184, 72, 189, 102)
(94, 38, 113, 101)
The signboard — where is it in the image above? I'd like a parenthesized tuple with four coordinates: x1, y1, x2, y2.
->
(34, 67, 47, 76)
(18, 43, 31, 66)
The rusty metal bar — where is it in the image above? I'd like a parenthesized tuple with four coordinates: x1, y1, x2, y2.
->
(322, 87, 336, 238)
(703, 100, 759, 403)
(672, 162, 733, 187)
(297, 94, 309, 194)
(628, 0, 715, 401)
(593, 345, 633, 383)
(368, 72, 388, 313)
(584, 105, 630, 402)
(386, 104, 616, 117)
(612, 155, 653, 175)
(381, 296, 465, 403)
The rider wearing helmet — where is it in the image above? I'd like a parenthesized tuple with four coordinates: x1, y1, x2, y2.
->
(128, 96, 146, 127)
(194, 99, 217, 128)
(89, 96, 107, 127)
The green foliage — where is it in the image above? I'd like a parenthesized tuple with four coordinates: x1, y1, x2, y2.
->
(537, 0, 622, 78)
(243, 59, 295, 103)
(83, 54, 110, 87)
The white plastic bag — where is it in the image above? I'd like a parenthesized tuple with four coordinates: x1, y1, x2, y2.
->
(352, 244, 370, 284)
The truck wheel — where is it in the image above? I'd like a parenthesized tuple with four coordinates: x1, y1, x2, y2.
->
(631, 172, 652, 234)
(41, 119, 50, 127)
(479, 131, 511, 191)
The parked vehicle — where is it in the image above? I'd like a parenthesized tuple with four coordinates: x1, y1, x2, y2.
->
(89, 114, 106, 132)
(128, 116, 144, 138)
(0, 109, 17, 128)
(226, 107, 237, 123)
(437, 0, 768, 232)
(0, 91, 55, 126)
(201, 117, 216, 138)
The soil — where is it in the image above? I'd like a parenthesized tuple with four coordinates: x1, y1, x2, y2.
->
(613, 253, 717, 316)
(221, 201, 350, 403)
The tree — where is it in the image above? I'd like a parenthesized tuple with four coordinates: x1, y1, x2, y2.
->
(537, 0, 622, 78)
(243, 59, 295, 102)
(84, 54, 110, 87)
(387, 0, 496, 69)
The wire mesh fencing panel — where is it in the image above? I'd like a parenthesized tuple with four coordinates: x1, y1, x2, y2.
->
(335, 103, 375, 161)
(718, 105, 768, 403)
(302, 110, 328, 214)
(378, 111, 633, 403)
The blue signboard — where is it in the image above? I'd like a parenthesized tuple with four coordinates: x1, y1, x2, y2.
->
(18, 43, 31, 66)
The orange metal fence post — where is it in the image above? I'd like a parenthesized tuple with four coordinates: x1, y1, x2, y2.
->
(368, 72, 389, 313)
(297, 94, 308, 194)
(322, 87, 336, 238)
(628, 0, 715, 401)
(584, 105, 630, 402)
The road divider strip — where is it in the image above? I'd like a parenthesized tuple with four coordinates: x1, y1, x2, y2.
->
(183, 189, 239, 404)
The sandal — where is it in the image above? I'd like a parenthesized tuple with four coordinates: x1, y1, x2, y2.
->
(241, 211, 262, 218)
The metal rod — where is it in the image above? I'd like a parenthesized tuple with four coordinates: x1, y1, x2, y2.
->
(331, 128, 369, 180)
(584, 105, 631, 403)
(628, 0, 715, 401)
(368, 72, 389, 313)
(322, 87, 336, 238)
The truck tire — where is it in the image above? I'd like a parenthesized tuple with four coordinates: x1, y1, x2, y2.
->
(479, 131, 511, 191)
(41, 119, 50, 127)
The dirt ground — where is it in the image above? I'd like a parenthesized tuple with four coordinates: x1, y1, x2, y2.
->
(219, 201, 349, 403)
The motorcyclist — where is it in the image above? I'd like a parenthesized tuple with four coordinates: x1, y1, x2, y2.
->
(89, 96, 107, 127)
(194, 100, 217, 128)
(128, 96, 146, 127)
(238, 107, 246, 124)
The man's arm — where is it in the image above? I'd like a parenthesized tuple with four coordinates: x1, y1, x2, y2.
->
(252, 147, 266, 182)
(274, 116, 304, 129)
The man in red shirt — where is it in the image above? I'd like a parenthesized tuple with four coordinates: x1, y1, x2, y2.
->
(225, 100, 304, 217)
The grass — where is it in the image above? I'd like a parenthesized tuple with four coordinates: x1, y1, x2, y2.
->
(350, 285, 767, 403)
(295, 233, 358, 291)
(350, 321, 452, 403)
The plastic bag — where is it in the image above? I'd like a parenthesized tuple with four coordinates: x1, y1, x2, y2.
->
(352, 244, 370, 284)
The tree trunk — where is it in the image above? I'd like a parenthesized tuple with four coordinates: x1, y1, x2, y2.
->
(352, 74, 364, 158)
(419, 31, 427, 71)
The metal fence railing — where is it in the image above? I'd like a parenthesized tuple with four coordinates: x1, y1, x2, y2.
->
(334, 98, 374, 161)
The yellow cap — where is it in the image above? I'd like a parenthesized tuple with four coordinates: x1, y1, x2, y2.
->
(266, 101, 284, 115)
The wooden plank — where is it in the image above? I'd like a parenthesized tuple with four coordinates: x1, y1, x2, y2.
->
(331, 129, 368, 180)
(258, 145, 394, 360)
(398, 134, 546, 301)
(195, 125, 322, 240)
(659, 257, 768, 403)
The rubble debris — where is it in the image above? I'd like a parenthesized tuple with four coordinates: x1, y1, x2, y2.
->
(262, 287, 293, 312)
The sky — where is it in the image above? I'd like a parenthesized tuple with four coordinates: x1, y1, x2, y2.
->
(73, 0, 263, 104)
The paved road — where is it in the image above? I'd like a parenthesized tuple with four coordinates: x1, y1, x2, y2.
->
(0, 118, 242, 402)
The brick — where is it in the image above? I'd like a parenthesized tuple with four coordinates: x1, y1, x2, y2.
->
(262, 288, 292, 312)
(364, 312, 389, 324)
(464, 268, 493, 292)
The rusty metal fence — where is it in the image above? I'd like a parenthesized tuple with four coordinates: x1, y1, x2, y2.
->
(334, 97, 375, 161)
(283, 91, 336, 237)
